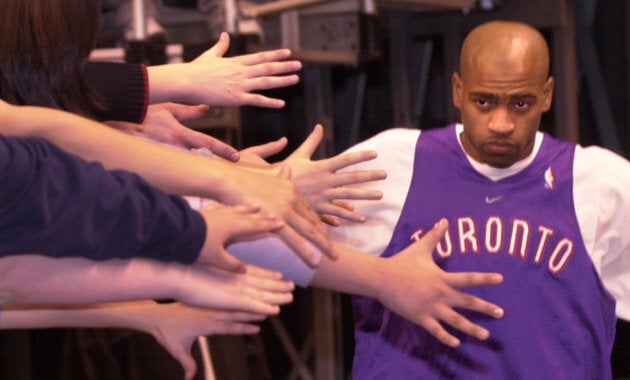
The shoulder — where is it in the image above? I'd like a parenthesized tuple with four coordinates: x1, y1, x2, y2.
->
(343, 128, 421, 172)
(574, 144, 630, 181)
(345, 128, 421, 154)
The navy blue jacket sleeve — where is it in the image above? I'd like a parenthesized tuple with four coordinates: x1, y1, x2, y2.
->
(0, 135, 204, 263)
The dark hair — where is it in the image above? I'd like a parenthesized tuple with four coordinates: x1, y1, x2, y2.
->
(0, 0, 104, 118)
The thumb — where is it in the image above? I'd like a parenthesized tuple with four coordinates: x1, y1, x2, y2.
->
(179, 352, 198, 380)
(206, 31, 230, 57)
(242, 137, 288, 159)
(162, 341, 198, 380)
(288, 124, 323, 159)
(168, 104, 209, 122)
(211, 251, 246, 273)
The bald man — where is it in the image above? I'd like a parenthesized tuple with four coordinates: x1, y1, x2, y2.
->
(336, 20, 630, 377)
(225, 20, 630, 377)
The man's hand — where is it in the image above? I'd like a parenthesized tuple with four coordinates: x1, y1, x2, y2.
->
(376, 219, 504, 347)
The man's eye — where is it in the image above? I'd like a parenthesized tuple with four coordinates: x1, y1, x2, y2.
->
(513, 101, 530, 110)
(475, 98, 493, 109)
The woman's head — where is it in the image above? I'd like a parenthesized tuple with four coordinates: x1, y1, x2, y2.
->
(0, 0, 103, 117)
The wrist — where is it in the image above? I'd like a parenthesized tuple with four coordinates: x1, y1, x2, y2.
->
(147, 63, 193, 104)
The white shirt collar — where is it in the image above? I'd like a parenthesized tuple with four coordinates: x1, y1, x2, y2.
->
(455, 123, 543, 181)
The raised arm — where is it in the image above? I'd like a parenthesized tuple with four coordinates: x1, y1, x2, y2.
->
(311, 219, 504, 347)
(0, 301, 265, 380)
(227, 219, 505, 347)
(0, 100, 333, 267)
(237, 124, 388, 225)
(0, 254, 293, 313)
(147, 32, 302, 108)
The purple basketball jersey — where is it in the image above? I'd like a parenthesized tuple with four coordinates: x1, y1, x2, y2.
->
(352, 125, 616, 379)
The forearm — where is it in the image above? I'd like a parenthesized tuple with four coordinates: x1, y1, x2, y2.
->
(0, 134, 204, 262)
(229, 237, 382, 298)
(0, 255, 181, 306)
(310, 243, 384, 298)
(0, 103, 242, 200)
(0, 301, 156, 331)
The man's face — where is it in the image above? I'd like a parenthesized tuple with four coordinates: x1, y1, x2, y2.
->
(452, 60, 554, 168)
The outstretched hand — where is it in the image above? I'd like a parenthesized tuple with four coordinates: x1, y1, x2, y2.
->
(283, 124, 386, 225)
(219, 164, 335, 267)
(174, 263, 294, 316)
(238, 136, 289, 165)
(134, 301, 266, 380)
(106, 102, 240, 161)
(376, 219, 504, 347)
(196, 203, 284, 271)
(178, 31, 302, 108)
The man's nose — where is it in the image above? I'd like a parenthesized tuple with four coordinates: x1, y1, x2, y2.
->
(488, 107, 515, 134)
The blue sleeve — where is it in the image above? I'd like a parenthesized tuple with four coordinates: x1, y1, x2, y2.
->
(0, 135, 204, 263)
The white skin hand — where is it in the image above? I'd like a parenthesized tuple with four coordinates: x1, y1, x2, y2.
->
(173, 263, 294, 315)
(105, 102, 240, 162)
(196, 203, 284, 272)
(137, 301, 266, 380)
(238, 136, 289, 165)
(219, 165, 334, 267)
(177, 31, 302, 108)
(282, 124, 386, 225)
(235, 125, 387, 225)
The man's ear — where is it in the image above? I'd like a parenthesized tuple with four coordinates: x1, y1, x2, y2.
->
(452, 72, 463, 109)
(542, 76, 554, 112)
